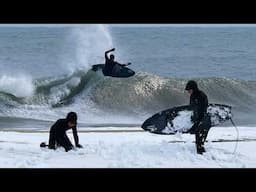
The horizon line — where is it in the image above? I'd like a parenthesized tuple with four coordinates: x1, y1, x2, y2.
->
(0, 24, 256, 27)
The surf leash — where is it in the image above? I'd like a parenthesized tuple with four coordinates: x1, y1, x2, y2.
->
(230, 117, 239, 155)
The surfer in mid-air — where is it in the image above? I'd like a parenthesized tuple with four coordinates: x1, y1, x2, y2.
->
(185, 80, 211, 154)
(104, 48, 131, 76)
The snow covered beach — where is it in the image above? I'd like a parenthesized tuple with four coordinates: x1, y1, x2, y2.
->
(0, 126, 256, 168)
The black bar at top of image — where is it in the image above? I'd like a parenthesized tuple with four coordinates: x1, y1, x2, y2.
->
(1, 4, 256, 24)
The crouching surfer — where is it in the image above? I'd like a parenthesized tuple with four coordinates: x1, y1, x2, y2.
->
(40, 112, 83, 152)
(185, 80, 211, 155)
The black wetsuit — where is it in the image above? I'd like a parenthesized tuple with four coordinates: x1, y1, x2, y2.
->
(48, 119, 79, 152)
(189, 89, 211, 151)
(104, 56, 117, 75)
(190, 89, 208, 124)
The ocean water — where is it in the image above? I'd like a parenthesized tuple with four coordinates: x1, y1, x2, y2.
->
(0, 24, 256, 129)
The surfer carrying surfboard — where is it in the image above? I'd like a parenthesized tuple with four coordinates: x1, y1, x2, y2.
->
(185, 80, 211, 154)
(104, 48, 131, 76)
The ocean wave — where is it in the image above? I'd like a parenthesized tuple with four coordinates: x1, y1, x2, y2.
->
(0, 69, 256, 124)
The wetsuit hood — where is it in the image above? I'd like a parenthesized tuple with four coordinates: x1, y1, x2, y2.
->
(66, 112, 77, 124)
(185, 80, 199, 91)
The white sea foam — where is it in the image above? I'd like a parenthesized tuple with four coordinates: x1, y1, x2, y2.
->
(0, 75, 34, 97)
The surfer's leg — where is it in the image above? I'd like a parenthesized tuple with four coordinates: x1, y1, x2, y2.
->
(195, 123, 206, 154)
(189, 122, 199, 134)
(201, 115, 211, 143)
(201, 128, 210, 143)
(57, 134, 73, 152)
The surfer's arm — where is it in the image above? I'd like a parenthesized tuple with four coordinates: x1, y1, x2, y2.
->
(116, 62, 131, 67)
(105, 48, 115, 59)
(72, 126, 80, 147)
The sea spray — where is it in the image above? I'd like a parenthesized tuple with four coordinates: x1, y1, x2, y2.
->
(64, 24, 114, 73)
(0, 75, 34, 97)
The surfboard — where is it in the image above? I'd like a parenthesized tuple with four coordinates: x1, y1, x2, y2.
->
(91, 64, 135, 78)
(141, 104, 232, 135)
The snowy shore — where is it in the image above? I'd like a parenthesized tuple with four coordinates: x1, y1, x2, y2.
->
(0, 126, 256, 168)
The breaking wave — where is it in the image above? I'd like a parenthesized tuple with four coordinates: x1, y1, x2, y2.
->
(0, 69, 256, 125)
